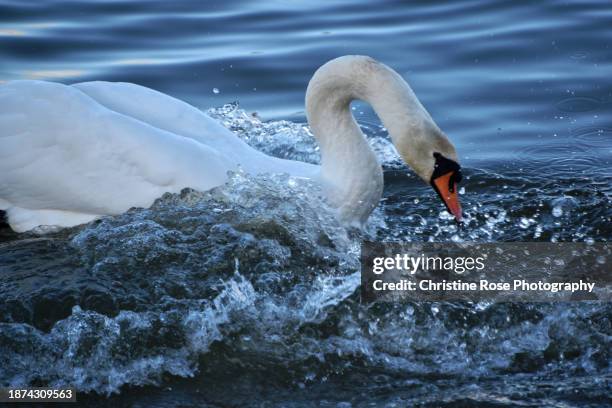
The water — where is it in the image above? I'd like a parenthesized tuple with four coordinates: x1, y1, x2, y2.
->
(1, 0, 611, 406)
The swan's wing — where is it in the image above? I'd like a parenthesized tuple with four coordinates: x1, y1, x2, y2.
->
(0, 80, 234, 217)
(71, 81, 319, 177)
(72, 81, 250, 155)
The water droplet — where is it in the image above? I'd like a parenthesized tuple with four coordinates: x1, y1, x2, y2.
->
(534, 225, 543, 238)
(212, 88, 220, 94)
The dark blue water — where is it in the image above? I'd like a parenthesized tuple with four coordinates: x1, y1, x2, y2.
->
(2, 0, 612, 172)
(1, 1, 611, 406)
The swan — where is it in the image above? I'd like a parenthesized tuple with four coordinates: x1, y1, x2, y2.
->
(0, 55, 462, 233)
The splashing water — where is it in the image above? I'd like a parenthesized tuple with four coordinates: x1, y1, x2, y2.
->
(0, 105, 610, 406)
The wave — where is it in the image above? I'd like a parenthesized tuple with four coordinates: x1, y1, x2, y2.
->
(0, 108, 610, 400)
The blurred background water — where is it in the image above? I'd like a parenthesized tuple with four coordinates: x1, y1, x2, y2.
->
(0, 1, 611, 407)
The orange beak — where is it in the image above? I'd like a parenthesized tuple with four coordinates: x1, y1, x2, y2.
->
(432, 171, 462, 222)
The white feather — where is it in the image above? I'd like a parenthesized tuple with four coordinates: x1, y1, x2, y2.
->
(0, 56, 456, 232)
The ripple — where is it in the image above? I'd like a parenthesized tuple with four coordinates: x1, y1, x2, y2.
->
(515, 142, 605, 174)
(569, 51, 588, 60)
(555, 96, 601, 113)
(571, 126, 612, 148)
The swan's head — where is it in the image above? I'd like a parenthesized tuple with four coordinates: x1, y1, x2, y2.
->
(305, 55, 463, 222)
(393, 123, 463, 222)
(345, 56, 463, 222)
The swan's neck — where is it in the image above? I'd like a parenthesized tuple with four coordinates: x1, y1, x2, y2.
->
(305, 56, 437, 223)
(306, 90, 383, 223)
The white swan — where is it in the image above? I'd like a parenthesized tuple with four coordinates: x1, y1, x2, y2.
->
(0, 55, 462, 233)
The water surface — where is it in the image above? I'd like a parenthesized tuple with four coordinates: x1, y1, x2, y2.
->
(0, 1, 611, 406)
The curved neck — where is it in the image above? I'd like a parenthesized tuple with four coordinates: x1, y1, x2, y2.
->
(305, 56, 436, 223)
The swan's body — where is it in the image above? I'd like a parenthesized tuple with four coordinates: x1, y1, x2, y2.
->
(0, 56, 461, 232)
(0, 80, 316, 232)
